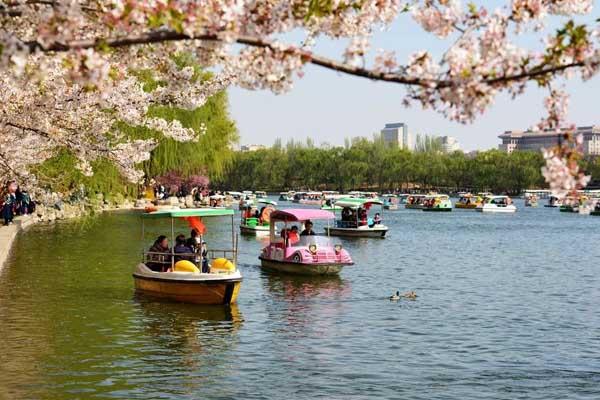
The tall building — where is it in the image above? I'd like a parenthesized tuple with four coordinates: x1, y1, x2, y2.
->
(439, 136, 460, 153)
(381, 123, 413, 150)
(499, 125, 600, 155)
(240, 144, 266, 152)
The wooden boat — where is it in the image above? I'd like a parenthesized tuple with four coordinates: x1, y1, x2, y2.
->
(324, 198, 388, 238)
(259, 209, 353, 275)
(133, 208, 242, 305)
(422, 194, 453, 212)
(240, 199, 276, 235)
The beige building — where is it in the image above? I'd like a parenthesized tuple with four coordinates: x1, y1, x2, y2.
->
(499, 125, 600, 155)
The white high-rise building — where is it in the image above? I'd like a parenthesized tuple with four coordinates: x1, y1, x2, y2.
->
(440, 136, 460, 153)
(381, 123, 413, 150)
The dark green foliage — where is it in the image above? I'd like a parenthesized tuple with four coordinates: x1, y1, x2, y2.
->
(215, 140, 549, 194)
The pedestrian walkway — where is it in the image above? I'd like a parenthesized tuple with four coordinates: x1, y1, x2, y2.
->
(0, 215, 35, 272)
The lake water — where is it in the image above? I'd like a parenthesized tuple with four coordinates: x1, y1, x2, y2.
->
(1, 200, 599, 399)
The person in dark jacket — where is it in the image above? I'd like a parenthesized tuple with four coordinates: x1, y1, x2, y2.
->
(147, 235, 171, 272)
(2, 180, 17, 226)
(174, 234, 193, 262)
(300, 220, 315, 236)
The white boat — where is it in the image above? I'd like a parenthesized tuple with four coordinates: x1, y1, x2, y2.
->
(324, 198, 388, 238)
(254, 191, 268, 199)
(279, 191, 295, 201)
(545, 195, 562, 208)
(476, 195, 517, 213)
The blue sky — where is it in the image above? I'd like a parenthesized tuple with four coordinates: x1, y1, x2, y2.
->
(227, 2, 599, 151)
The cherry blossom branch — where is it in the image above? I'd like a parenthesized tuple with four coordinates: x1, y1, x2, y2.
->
(20, 30, 592, 89)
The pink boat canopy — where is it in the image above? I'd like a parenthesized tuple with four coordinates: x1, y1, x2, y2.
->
(269, 209, 335, 222)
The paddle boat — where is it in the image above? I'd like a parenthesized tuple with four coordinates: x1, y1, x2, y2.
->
(455, 193, 482, 209)
(422, 194, 453, 212)
(405, 194, 426, 209)
(240, 199, 277, 235)
(382, 194, 399, 210)
(545, 195, 562, 208)
(293, 191, 323, 205)
(133, 208, 242, 305)
(524, 193, 539, 207)
(259, 209, 353, 275)
(324, 198, 388, 238)
(254, 190, 268, 199)
(320, 200, 342, 211)
(559, 195, 587, 213)
(476, 195, 517, 213)
(279, 191, 295, 201)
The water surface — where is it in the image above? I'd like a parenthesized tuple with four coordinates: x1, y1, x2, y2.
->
(1, 201, 599, 399)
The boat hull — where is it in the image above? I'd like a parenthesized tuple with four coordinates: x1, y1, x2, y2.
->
(240, 224, 270, 235)
(455, 204, 478, 209)
(476, 206, 517, 213)
(405, 204, 424, 209)
(591, 211, 600, 216)
(422, 207, 452, 212)
(384, 205, 398, 210)
(324, 226, 388, 237)
(559, 207, 576, 213)
(259, 257, 347, 275)
(133, 265, 241, 305)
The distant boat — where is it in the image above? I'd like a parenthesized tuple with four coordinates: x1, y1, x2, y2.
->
(422, 194, 453, 212)
(324, 198, 388, 238)
(476, 195, 517, 213)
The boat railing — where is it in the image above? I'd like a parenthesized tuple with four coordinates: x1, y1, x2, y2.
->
(143, 249, 238, 267)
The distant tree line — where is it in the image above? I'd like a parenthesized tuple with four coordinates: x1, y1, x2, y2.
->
(215, 137, 555, 194)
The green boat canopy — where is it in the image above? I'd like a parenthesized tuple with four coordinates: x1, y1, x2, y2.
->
(141, 208, 234, 219)
(334, 197, 384, 209)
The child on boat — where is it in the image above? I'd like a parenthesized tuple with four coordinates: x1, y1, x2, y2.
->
(373, 213, 382, 225)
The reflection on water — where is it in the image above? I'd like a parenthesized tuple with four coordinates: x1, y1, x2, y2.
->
(1, 203, 600, 399)
(262, 273, 351, 334)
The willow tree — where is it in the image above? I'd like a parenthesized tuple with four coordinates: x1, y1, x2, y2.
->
(1, 1, 598, 198)
(143, 90, 238, 181)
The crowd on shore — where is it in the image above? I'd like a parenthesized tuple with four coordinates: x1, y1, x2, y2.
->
(2, 180, 36, 226)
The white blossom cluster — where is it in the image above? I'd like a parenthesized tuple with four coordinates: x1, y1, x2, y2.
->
(0, 0, 598, 192)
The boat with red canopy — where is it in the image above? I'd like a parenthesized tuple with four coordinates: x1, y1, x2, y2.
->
(259, 209, 353, 275)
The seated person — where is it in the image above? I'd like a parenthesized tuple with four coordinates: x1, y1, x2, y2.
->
(373, 212, 382, 225)
(288, 226, 300, 244)
(359, 209, 368, 226)
(301, 220, 315, 236)
(174, 234, 194, 262)
(186, 229, 201, 254)
(147, 235, 171, 272)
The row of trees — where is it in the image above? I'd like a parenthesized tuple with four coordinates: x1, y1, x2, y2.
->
(215, 138, 551, 195)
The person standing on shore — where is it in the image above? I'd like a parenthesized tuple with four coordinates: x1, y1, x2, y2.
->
(2, 180, 17, 226)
